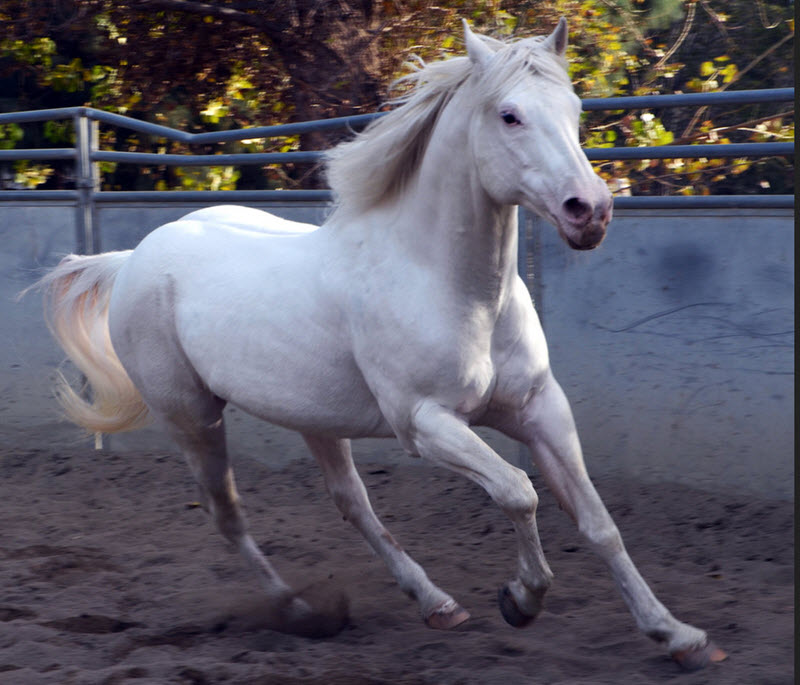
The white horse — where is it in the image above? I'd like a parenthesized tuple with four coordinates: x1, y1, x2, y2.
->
(33, 20, 724, 669)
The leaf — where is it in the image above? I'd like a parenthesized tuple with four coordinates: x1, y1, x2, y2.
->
(657, 129, 674, 146)
(700, 61, 715, 76)
(721, 63, 738, 84)
(0, 123, 24, 149)
(13, 161, 54, 188)
(200, 99, 229, 123)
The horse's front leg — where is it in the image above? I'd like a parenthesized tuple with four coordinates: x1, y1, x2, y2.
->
(303, 434, 469, 629)
(490, 371, 726, 669)
(410, 400, 554, 626)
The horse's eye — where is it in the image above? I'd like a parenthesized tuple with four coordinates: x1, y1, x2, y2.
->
(501, 112, 520, 126)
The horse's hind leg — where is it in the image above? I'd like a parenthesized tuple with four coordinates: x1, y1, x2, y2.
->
(156, 397, 319, 629)
(107, 282, 335, 634)
(303, 434, 469, 629)
(495, 372, 725, 670)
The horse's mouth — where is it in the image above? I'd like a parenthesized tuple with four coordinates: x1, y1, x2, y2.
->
(564, 232, 606, 251)
(565, 236, 599, 251)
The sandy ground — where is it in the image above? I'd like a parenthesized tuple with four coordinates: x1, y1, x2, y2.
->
(0, 444, 793, 685)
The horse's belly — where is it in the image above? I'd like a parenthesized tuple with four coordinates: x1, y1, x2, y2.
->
(179, 291, 392, 438)
(207, 347, 393, 438)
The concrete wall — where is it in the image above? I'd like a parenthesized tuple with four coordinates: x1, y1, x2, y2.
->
(522, 207, 793, 500)
(2, 200, 793, 499)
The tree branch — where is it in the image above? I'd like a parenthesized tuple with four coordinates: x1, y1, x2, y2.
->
(136, 0, 283, 35)
(681, 30, 795, 138)
(670, 110, 794, 145)
(652, 0, 696, 71)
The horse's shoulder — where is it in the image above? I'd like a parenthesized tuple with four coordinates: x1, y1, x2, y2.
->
(494, 277, 541, 340)
(490, 279, 550, 405)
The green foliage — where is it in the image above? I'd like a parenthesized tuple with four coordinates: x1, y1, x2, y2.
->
(0, 0, 793, 195)
(533, 0, 794, 196)
(12, 161, 54, 188)
(629, 113, 675, 148)
(160, 165, 240, 191)
(0, 37, 56, 68)
(43, 121, 75, 145)
(0, 123, 24, 150)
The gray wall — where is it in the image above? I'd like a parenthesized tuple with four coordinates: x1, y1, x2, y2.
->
(2, 200, 793, 499)
(523, 207, 793, 500)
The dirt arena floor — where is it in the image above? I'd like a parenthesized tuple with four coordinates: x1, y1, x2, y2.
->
(0, 444, 793, 684)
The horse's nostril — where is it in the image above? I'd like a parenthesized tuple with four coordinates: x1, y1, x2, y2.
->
(563, 197, 592, 222)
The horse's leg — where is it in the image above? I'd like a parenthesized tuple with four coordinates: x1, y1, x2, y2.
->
(303, 434, 469, 629)
(157, 397, 318, 630)
(491, 372, 725, 669)
(409, 401, 554, 627)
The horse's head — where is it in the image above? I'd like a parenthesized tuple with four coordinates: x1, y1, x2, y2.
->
(464, 19, 613, 251)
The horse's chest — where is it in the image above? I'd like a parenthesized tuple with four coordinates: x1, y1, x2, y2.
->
(422, 320, 499, 418)
(453, 353, 496, 417)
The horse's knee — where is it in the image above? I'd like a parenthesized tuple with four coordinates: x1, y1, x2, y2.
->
(496, 467, 538, 517)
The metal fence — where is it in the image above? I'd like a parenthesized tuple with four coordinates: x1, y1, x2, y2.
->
(0, 87, 794, 253)
(1, 89, 793, 496)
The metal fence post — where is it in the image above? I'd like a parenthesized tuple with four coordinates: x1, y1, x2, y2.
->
(74, 111, 99, 254)
(74, 111, 104, 449)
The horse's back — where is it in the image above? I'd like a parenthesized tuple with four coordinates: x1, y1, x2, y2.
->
(113, 209, 321, 292)
(179, 205, 319, 235)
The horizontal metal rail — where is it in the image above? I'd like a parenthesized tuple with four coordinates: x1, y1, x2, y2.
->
(0, 189, 793, 209)
(2, 141, 793, 167)
(0, 89, 794, 234)
(0, 148, 76, 161)
(90, 150, 324, 165)
(585, 141, 794, 161)
(581, 87, 795, 111)
(0, 88, 793, 142)
(0, 89, 793, 167)
(93, 189, 334, 202)
(612, 194, 794, 209)
(0, 190, 80, 201)
(0, 106, 382, 143)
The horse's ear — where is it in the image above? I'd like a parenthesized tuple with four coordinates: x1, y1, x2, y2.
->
(462, 19, 494, 68)
(542, 17, 568, 57)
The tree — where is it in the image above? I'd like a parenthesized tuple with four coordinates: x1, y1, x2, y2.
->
(0, 0, 793, 194)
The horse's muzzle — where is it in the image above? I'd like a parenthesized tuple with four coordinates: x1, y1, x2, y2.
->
(560, 195, 612, 250)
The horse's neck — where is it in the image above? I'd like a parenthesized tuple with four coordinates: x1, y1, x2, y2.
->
(387, 93, 518, 307)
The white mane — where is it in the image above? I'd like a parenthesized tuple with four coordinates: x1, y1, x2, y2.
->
(324, 33, 571, 216)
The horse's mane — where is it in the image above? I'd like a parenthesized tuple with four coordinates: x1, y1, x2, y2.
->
(324, 33, 570, 216)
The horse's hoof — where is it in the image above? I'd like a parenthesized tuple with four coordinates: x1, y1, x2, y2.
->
(497, 585, 536, 628)
(424, 599, 470, 630)
(672, 641, 727, 671)
(276, 587, 350, 638)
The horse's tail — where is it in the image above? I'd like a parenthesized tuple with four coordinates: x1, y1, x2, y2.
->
(30, 251, 151, 434)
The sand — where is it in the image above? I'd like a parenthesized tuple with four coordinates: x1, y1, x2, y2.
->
(0, 444, 793, 684)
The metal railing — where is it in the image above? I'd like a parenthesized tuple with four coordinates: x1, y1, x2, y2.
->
(0, 87, 794, 252)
